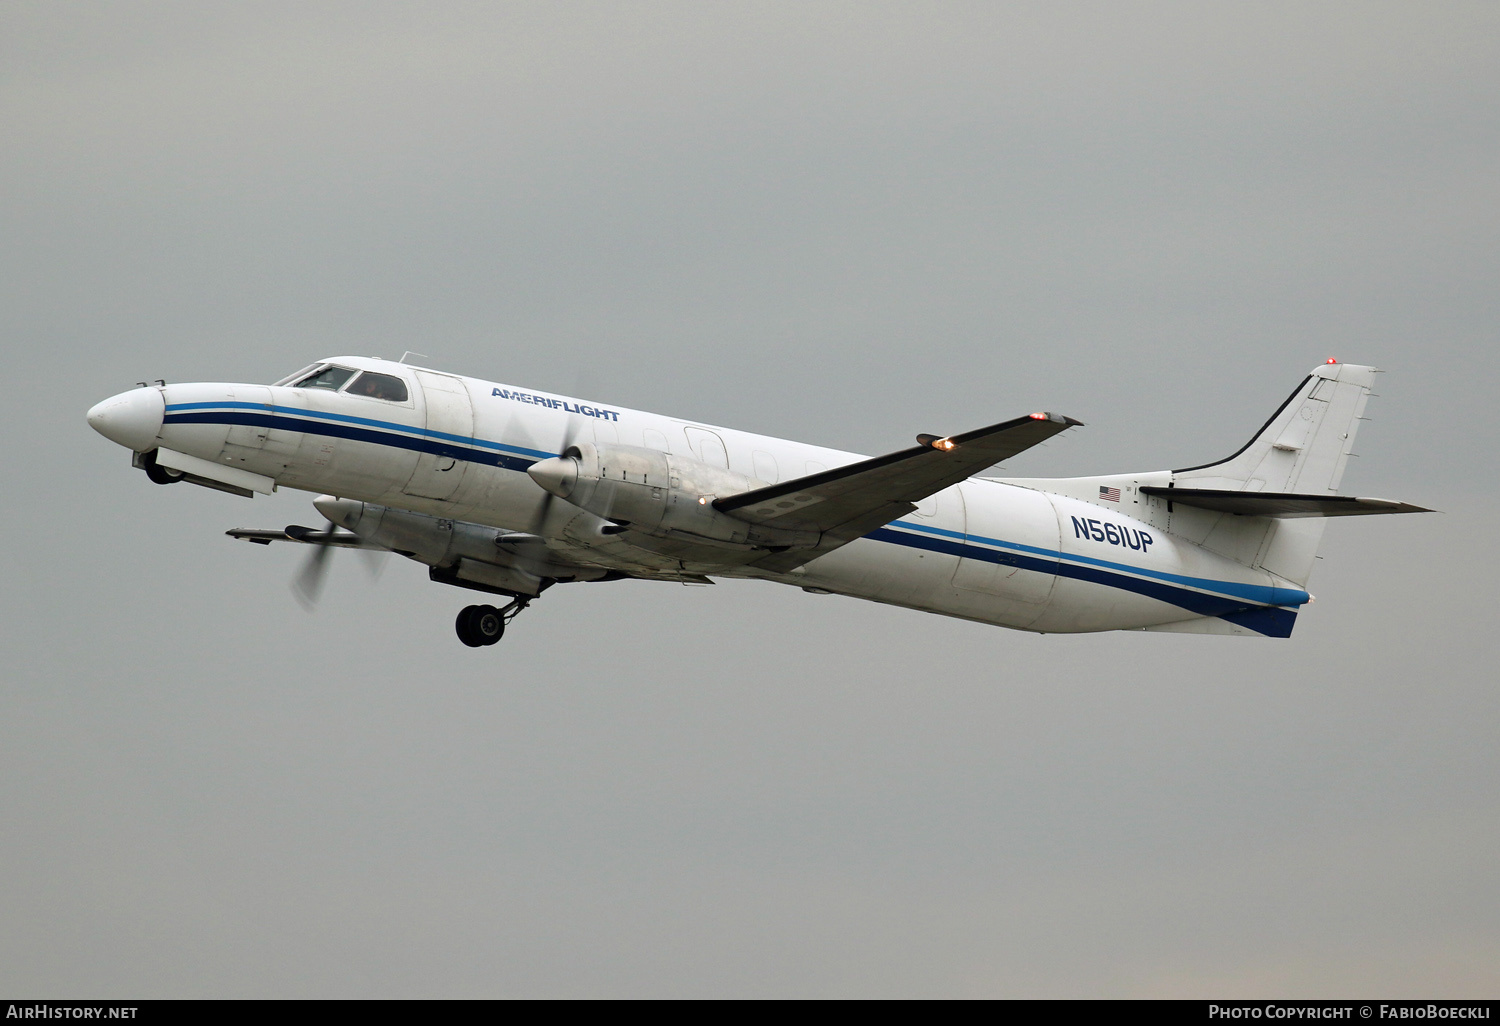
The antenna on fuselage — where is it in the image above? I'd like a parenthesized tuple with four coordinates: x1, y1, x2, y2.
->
(399, 351, 428, 364)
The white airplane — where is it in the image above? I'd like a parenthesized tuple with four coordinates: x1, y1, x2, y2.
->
(87, 358, 1428, 646)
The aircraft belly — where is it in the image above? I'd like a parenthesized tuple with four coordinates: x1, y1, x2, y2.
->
(793, 536, 972, 618)
(1029, 576, 1189, 633)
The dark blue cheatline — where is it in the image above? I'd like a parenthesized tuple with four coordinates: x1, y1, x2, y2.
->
(163, 403, 549, 472)
(871, 524, 1299, 638)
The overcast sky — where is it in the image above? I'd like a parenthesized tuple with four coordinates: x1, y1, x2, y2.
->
(3, 1, 1497, 997)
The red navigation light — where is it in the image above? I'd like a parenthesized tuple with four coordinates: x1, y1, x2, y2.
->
(1029, 412, 1047, 420)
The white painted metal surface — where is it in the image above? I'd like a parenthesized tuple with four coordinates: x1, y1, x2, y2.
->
(87, 357, 1429, 642)
(153, 446, 276, 494)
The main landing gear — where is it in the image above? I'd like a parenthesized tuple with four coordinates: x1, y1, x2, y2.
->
(454, 597, 531, 648)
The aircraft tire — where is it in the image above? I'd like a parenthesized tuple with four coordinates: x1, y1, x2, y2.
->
(455, 606, 485, 648)
(141, 449, 181, 486)
(473, 605, 505, 646)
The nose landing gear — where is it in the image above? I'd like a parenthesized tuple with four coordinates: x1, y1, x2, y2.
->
(454, 597, 531, 647)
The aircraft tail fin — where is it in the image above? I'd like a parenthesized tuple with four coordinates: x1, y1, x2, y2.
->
(1172, 360, 1379, 587)
(1174, 360, 1377, 494)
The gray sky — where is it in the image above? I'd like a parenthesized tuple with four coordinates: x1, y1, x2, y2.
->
(3, 1, 1497, 997)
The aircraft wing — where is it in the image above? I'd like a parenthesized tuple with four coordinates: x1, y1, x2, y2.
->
(227, 525, 380, 547)
(715, 411, 1080, 571)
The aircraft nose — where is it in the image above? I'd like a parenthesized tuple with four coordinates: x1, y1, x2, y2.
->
(86, 386, 165, 452)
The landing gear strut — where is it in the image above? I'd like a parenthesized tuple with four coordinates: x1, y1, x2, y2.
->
(454, 597, 531, 647)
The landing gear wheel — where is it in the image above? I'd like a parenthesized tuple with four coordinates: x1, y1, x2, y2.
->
(472, 605, 505, 645)
(455, 605, 485, 648)
(453, 597, 531, 648)
(455, 604, 506, 647)
(141, 449, 181, 486)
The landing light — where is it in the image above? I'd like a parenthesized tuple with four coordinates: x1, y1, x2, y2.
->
(934, 438, 956, 451)
(698, 496, 709, 505)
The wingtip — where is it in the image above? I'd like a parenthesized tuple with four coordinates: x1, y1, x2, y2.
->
(1355, 497, 1437, 514)
(1029, 412, 1083, 426)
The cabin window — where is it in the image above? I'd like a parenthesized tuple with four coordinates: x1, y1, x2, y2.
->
(344, 372, 409, 402)
(294, 366, 356, 391)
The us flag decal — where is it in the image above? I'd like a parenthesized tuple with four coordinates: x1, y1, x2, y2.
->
(1099, 486, 1121, 502)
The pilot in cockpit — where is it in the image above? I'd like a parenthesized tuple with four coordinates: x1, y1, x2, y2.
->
(345, 371, 409, 402)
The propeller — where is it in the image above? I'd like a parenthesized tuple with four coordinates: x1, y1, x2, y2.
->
(491, 403, 595, 589)
(285, 520, 380, 610)
(515, 407, 587, 536)
(291, 521, 338, 610)
(507, 358, 602, 539)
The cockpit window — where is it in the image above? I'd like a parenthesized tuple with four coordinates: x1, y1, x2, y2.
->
(344, 372, 409, 402)
(272, 364, 322, 387)
(294, 366, 356, 391)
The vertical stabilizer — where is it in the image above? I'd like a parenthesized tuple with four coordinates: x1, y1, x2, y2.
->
(1175, 361, 1376, 494)
(1174, 361, 1378, 586)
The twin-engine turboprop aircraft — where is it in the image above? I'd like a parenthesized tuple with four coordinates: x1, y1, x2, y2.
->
(87, 357, 1428, 646)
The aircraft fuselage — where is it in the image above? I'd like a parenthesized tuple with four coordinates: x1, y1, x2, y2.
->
(88, 355, 1318, 638)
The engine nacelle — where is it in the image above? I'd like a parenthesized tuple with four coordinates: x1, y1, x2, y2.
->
(528, 442, 816, 550)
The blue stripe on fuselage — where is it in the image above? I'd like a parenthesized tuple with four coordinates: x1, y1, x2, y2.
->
(885, 518, 1308, 607)
(163, 408, 543, 472)
(164, 401, 555, 460)
(868, 526, 1266, 620)
(870, 523, 1300, 637)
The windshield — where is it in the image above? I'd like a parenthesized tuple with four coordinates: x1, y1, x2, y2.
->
(294, 366, 356, 391)
(272, 364, 322, 387)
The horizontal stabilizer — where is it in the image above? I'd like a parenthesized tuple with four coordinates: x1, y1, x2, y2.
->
(1139, 487, 1433, 519)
